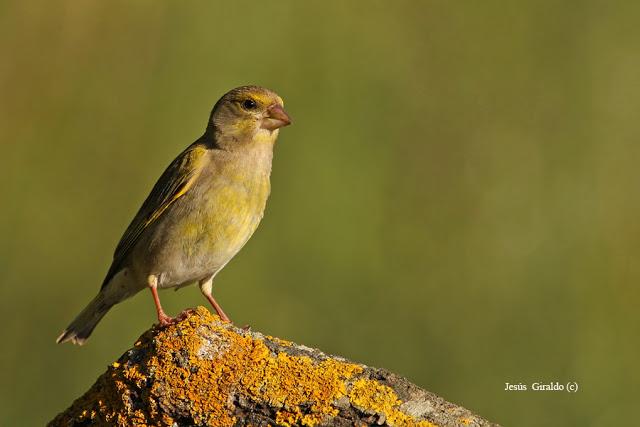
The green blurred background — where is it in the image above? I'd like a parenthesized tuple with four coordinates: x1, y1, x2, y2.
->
(1, 1, 638, 425)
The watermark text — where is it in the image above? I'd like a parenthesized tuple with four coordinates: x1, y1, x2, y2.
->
(504, 382, 579, 392)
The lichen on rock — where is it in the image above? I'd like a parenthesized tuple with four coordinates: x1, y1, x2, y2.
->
(49, 307, 498, 427)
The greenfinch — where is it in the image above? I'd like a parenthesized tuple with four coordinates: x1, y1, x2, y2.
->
(57, 86, 291, 345)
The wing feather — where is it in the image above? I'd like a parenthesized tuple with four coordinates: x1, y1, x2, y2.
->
(101, 142, 208, 288)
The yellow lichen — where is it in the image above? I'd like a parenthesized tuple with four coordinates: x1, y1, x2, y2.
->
(49, 307, 437, 427)
(50, 307, 367, 426)
(275, 407, 303, 426)
(144, 308, 366, 426)
(349, 378, 436, 427)
(269, 335, 294, 347)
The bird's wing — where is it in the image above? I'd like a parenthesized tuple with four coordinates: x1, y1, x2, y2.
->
(101, 142, 209, 289)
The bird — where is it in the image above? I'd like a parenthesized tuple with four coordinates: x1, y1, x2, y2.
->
(57, 85, 291, 345)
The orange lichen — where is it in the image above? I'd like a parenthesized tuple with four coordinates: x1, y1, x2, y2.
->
(275, 407, 303, 426)
(269, 335, 294, 347)
(349, 378, 437, 427)
(50, 307, 445, 427)
(50, 307, 375, 427)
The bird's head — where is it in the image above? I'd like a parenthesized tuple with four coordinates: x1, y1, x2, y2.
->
(208, 86, 291, 149)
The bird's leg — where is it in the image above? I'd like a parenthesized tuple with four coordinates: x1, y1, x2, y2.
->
(199, 276, 231, 322)
(148, 275, 173, 326)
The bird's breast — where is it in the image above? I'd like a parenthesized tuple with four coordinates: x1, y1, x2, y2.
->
(185, 169, 269, 245)
(141, 146, 274, 288)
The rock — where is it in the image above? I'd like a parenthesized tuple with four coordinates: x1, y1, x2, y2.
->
(49, 307, 498, 427)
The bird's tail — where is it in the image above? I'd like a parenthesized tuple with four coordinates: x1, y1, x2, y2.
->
(56, 292, 113, 345)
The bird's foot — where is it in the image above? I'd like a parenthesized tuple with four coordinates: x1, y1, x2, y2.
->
(157, 312, 175, 327)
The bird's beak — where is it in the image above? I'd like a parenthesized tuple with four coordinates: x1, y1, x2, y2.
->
(261, 104, 292, 130)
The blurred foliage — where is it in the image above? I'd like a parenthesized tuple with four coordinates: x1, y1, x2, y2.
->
(1, 1, 639, 425)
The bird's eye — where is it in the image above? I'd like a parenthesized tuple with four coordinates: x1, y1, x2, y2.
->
(242, 99, 257, 110)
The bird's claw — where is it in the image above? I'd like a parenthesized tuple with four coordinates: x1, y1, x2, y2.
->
(157, 312, 175, 327)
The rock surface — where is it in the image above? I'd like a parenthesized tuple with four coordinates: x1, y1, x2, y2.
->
(49, 307, 499, 426)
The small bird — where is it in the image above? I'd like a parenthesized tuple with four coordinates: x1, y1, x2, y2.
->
(57, 86, 291, 345)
